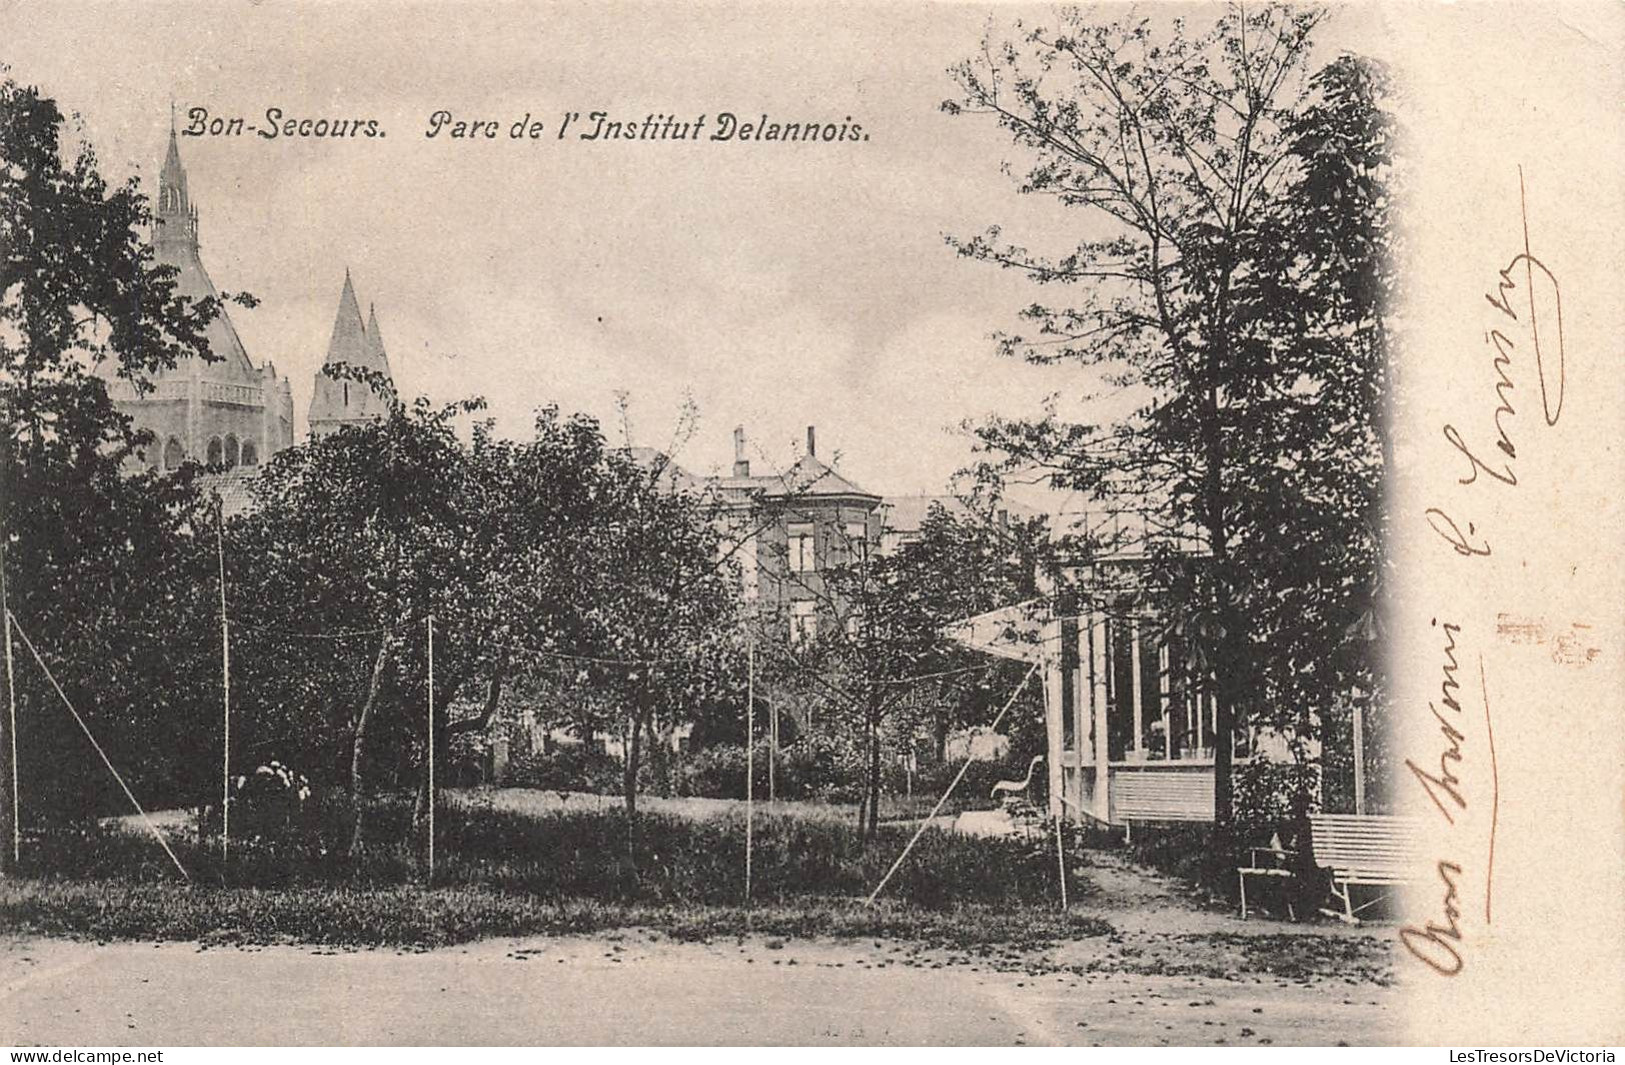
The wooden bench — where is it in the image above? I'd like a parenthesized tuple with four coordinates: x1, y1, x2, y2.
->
(1308, 813, 1426, 923)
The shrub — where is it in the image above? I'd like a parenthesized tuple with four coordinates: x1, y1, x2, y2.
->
(676, 736, 863, 803)
(198, 761, 315, 842)
(1125, 820, 1212, 885)
(1233, 759, 1319, 843)
(506, 743, 625, 794)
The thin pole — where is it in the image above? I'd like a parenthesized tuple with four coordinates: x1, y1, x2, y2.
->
(745, 632, 753, 902)
(1055, 816, 1068, 910)
(1, 544, 17, 867)
(1042, 661, 1066, 910)
(867, 663, 1038, 906)
(9, 613, 188, 880)
(217, 514, 230, 866)
(768, 693, 777, 803)
(427, 614, 435, 880)
(1352, 698, 1366, 815)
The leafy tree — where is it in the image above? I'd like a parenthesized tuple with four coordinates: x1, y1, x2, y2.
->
(946, 6, 1393, 873)
(769, 494, 1047, 838)
(0, 79, 246, 852)
(232, 391, 744, 873)
(230, 387, 488, 854)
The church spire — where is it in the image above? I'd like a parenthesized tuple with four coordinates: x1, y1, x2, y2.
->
(364, 302, 392, 375)
(322, 269, 368, 370)
(155, 111, 196, 254)
(308, 272, 397, 439)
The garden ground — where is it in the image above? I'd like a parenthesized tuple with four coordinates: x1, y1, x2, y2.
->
(1, 920, 1399, 1046)
(2, 842, 1400, 1045)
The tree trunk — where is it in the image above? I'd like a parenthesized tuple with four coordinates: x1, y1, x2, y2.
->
(348, 633, 393, 858)
(646, 712, 671, 797)
(622, 701, 645, 887)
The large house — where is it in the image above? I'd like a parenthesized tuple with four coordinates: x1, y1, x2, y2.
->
(710, 425, 883, 647)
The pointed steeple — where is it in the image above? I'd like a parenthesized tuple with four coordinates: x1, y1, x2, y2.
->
(323, 269, 368, 370)
(308, 272, 397, 439)
(155, 111, 196, 254)
(364, 302, 392, 375)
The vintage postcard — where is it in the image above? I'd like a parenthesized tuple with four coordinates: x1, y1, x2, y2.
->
(0, 0, 1619, 1051)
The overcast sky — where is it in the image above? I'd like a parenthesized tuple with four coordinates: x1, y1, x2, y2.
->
(4, 1, 1386, 502)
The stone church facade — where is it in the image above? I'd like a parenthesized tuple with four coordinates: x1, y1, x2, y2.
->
(107, 121, 295, 473)
(106, 119, 398, 490)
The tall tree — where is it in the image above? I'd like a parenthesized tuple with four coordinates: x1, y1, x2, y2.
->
(0, 80, 244, 845)
(231, 388, 488, 854)
(946, 6, 1392, 871)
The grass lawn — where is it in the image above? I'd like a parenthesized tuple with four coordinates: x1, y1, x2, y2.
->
(3, 787, 1105, 949)
(0, 878, 1112, 950)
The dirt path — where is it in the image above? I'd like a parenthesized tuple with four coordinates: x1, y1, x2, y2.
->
(1, 931, 1399, 1046)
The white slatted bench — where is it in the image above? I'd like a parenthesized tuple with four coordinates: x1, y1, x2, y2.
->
(1309, 813, 1426, 923)
(1113, 771, 1214, 830)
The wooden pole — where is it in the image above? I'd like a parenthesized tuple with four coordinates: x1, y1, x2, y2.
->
(1, 544, 17, 869)
(216, 514, 230, 866)
(768, 694, 777, 803)
(1352, 698, 1366, 815)
(1055, 815, 1068, 910)
(427, 614, 435, 879)
(1042, 657, 1067, 910)
(745, 632, 753, 901)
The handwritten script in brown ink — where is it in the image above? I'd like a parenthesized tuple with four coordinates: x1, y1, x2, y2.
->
(1408, 167, 1556, 977)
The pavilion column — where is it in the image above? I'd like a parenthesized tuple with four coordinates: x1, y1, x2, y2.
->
(1129, 618, 1144, 760)
(1159, 639, 1173, 760)
(1072, 621, 1088, 772)
(1090, 613, 1110, 822)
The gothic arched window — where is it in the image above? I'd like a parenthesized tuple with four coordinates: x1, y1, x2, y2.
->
(207, 437, 224, 467)
(164, 437, 184, 470)
(224, 434, 240, 469)
(241, 441, 258, 467)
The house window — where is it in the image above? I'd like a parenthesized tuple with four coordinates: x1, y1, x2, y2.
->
(843, 520, 869, 565)
(164, 437, 184, 470)
(224, 434, 239, 469)
(206, 436, 224, 467)
(789, 601, 817, 644)
(738, 533, 759, 600)
(241, 441, 259, 467)
(787, 524, 815, 573)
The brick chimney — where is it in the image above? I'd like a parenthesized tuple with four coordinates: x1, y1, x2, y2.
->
(732, 425, 750, 477)
(806, 425, 817, 458)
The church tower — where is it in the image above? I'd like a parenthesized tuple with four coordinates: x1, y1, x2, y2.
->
(103, 112, 295, 478)
(154, 110, 200, 258)
(307, 271, 397, 439)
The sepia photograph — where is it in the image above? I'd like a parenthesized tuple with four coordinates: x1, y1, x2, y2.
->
(0, 0, 1620, 1051)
